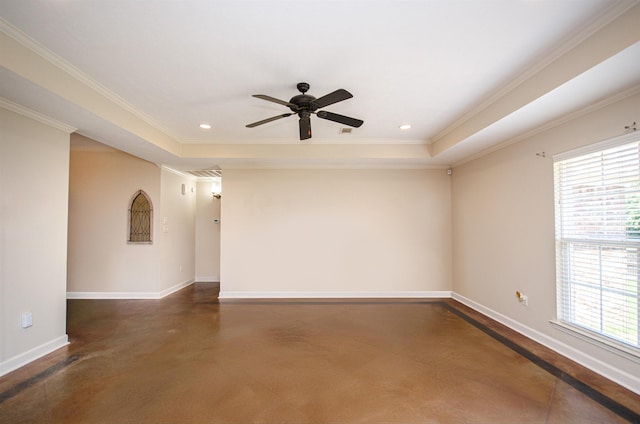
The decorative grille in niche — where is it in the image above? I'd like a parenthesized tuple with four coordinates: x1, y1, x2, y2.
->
(129, 190, 152, 243)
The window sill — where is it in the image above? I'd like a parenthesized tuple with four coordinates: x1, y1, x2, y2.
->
(550, 320, 640, 364)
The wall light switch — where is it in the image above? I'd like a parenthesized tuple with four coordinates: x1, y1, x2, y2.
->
(21, 312, 33, 328)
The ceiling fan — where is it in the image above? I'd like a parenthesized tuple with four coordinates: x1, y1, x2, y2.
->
(246, 82, 364, 140)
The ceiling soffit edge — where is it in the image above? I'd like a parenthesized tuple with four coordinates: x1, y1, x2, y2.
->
(0, 16, 176, 142)
(450, 83, 640, 169)
(0, 96, 76, 133)
(216, 162, 448, 171)
(431, 0, 640, 146)
(180, 143, 432, 161)
(180, 138, 431, 146)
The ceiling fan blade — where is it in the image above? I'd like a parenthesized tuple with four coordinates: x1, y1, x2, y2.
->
(252, 94, 297, 108)
(246, 113, 293, 128)
(312, 89, 353, 109)
(316, 110, 363, 128)
(299, 117, 312, 140)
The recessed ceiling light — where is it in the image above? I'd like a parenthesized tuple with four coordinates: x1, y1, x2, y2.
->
(399, 124, 411, 130)
(199, 123, 211, 129)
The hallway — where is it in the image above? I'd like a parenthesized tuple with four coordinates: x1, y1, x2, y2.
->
(0, 283, 638, 423)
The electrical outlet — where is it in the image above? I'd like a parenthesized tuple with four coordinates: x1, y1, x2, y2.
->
(516, 290, 528, 306)
(21, 312, 33, 328)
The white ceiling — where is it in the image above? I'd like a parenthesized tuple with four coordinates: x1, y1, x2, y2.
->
(1, 0, 640, 170)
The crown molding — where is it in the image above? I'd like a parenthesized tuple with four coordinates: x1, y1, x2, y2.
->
(451, 84, 640, 168)
(433, 0, 640, 144)
(161, 165, 198, 179)
(180, 137, 430, 145)
(0, 16, 175, 140)
(0, 97, 77, 133)
(217, 161, 447, 171)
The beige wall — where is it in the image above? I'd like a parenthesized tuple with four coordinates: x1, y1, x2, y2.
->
(195, 181, 221, 281)
(0, 108, 70, 374)
(451, 91, 640, 390)
(220, 168, 451, 295)
(67, 135, 161, 294)
(67, 136, 198, 296)
(158, 168, 196, 291)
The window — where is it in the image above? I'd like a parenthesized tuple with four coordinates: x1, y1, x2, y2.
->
(554, 133, 640, 355)
(128, 190, 152, 243)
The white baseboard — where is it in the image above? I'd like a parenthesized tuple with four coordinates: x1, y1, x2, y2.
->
(158, 279, 195, 298)
(451, 292, 640, 395)
(195, 277, 220, 283)
(67, 291, 160, 299)
(218, 290, 452, 299)
(0, 335, 69, 377)
(67, 280, 195, 300)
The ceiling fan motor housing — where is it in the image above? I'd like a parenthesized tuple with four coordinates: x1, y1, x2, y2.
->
(289, 94, 318, 115)
(290, 82, 317, 116)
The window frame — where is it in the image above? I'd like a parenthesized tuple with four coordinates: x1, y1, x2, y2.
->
(552, 131, 640, 362)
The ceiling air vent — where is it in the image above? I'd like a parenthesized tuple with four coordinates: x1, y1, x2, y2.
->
(185, 170, 222, 178)
(339, 127, 352, 134)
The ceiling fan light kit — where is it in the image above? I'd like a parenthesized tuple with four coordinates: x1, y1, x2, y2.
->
(246, 82, 364, 141)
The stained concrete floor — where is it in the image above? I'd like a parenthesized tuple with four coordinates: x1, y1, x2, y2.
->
(1, 283, 639, 423)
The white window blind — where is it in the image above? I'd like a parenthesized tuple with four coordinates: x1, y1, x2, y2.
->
(554, 133, 640, 353)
